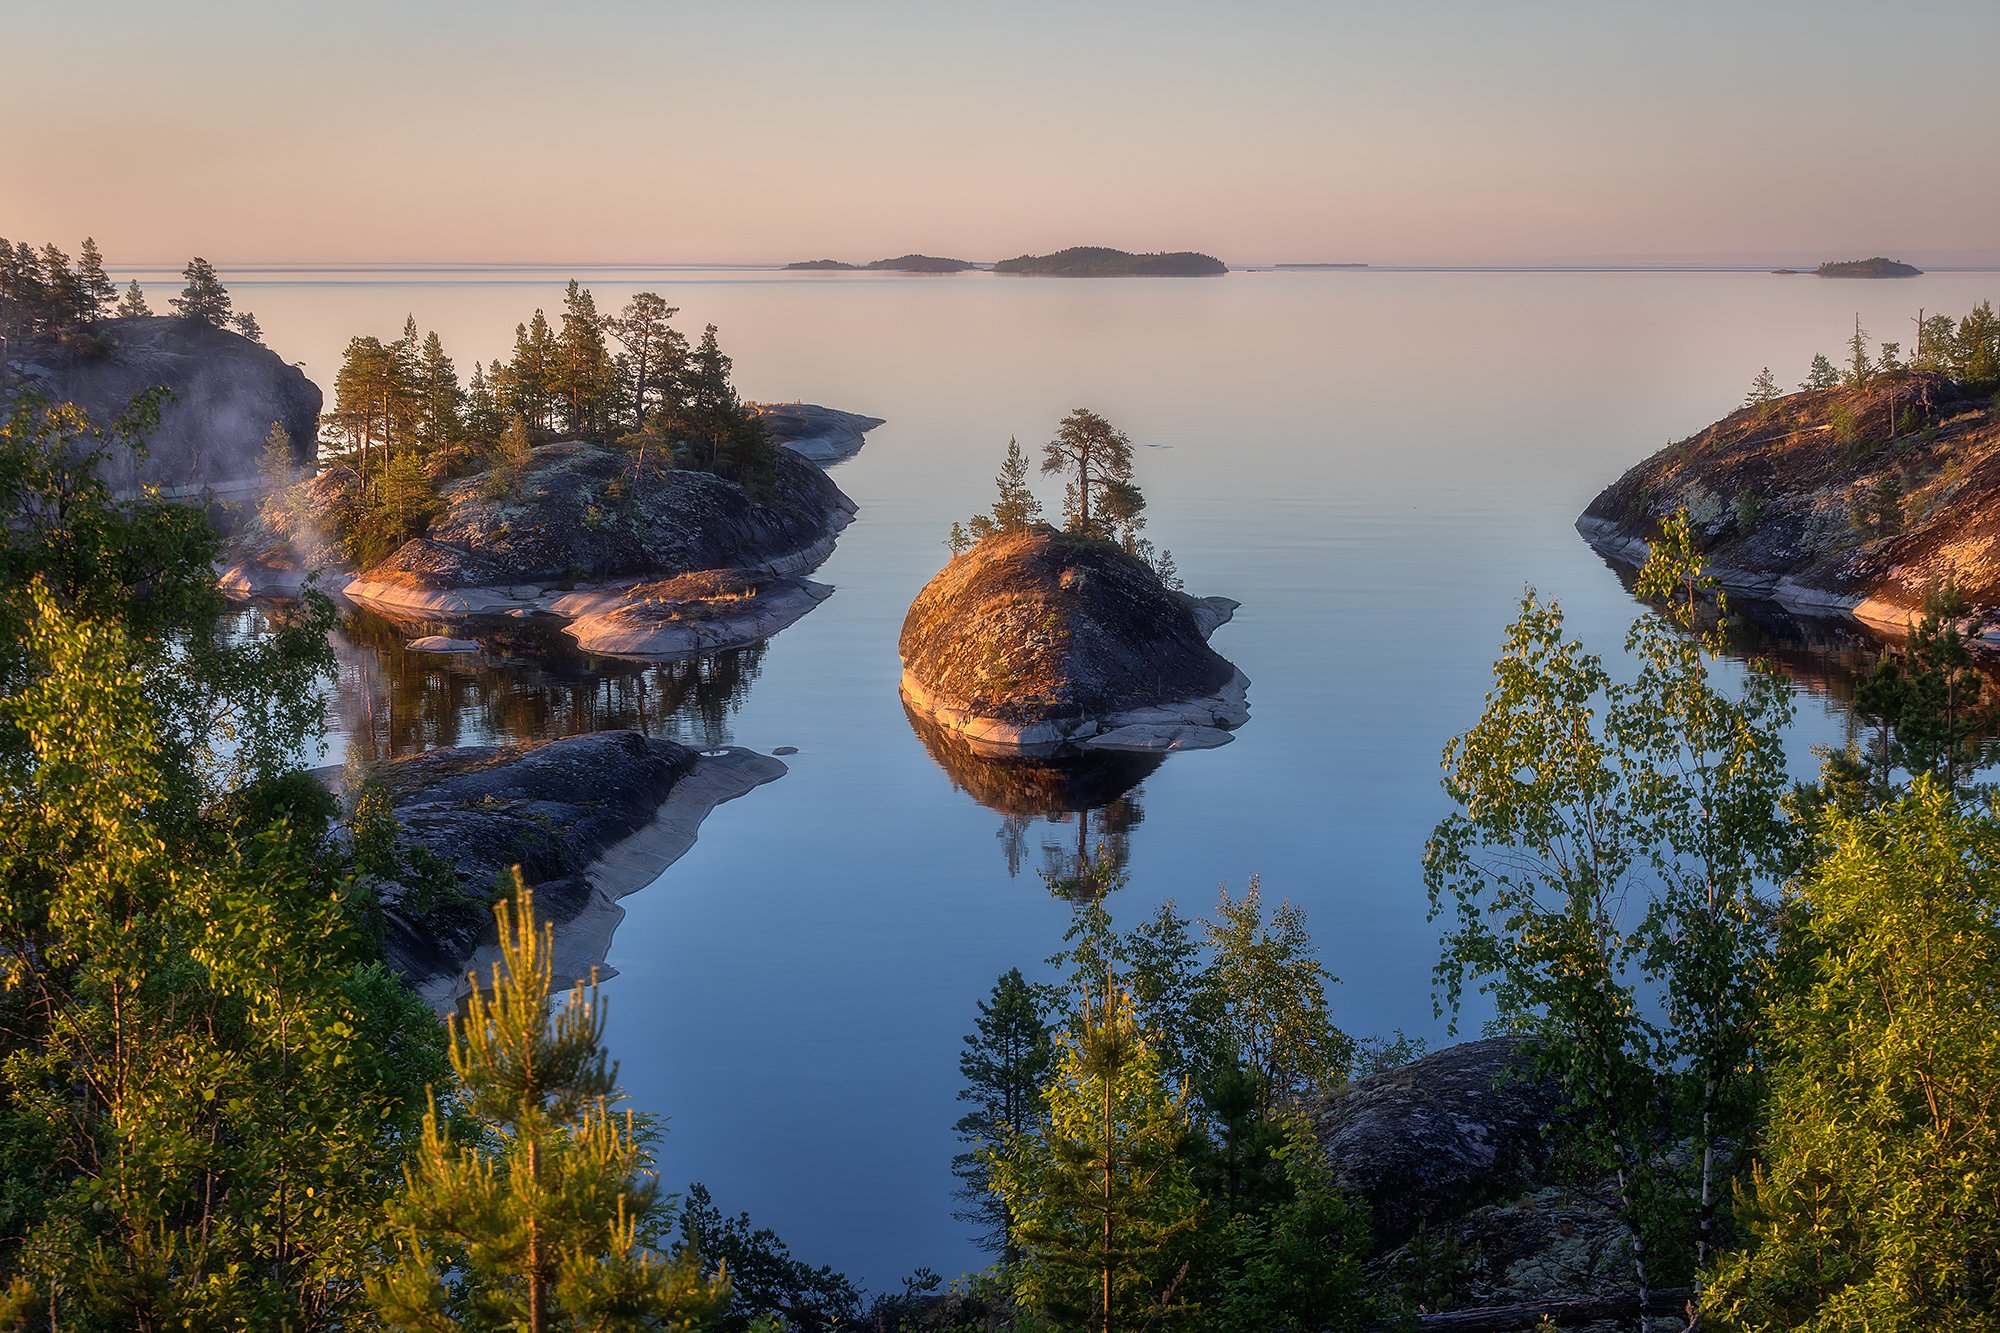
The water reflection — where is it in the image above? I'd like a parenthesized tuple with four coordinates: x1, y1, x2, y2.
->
(331, 603, 767, 762)
(902, 702, 1161, 893)
(1594, 555, 2000, 744)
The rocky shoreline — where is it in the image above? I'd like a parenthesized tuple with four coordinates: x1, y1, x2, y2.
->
(359, 731, 785, 1010)
(1578, 371, 2000, 650)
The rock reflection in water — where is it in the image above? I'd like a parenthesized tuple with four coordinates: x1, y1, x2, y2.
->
(903, 702, 1162, 895)
(333, 603, 767, 763)
(1597, 553, 2000, 745)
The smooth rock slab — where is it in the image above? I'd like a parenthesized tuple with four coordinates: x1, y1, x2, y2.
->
(563, 578, 834, 658)
(405, 635, 480, 653)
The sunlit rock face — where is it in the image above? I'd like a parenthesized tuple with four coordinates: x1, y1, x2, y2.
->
(1579, 371, 2000, 639)
(4, 315, 318, 498)
(898, 526, 1247, 754)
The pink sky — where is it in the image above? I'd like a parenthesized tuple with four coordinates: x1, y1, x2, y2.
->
(8, 0, 1998, 267)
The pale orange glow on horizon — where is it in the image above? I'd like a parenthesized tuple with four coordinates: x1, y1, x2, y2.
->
(8, 0, 1999, 269)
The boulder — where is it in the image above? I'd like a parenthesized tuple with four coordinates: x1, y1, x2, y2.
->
(898, 526, 1247, 753)
(562, 570, 834, 658)
(1313, 1036, 1563, 1251)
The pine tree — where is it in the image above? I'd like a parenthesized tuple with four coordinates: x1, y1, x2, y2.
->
(607, 292, 687, 435)
(554, 280, 614, 440)
(464, 361, 503, 447)
(503, 311, 558, 432)
(966, 435, 1045, 546)
(1844, 314, 1873, 388)
(1957, 300, 2000, 385)
(1745, 367, 1780, 411)
(954, 968, 1053, 1262)
(232, 309, 263, 344)
(170, 256, 233, 327)
(1801, 353, 1840, 391)
(74, 236, 116, 322)
(373, 881, 730, 1332)
(1042, 408, 1144, 543)
(994, 985, 1201, 1333)
(417, 330, 462, 454)
(38, 242, 83, 329)
(114, 278, 151, 318)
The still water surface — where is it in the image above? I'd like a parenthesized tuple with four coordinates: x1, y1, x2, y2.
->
(153, 264, 2000, 1287)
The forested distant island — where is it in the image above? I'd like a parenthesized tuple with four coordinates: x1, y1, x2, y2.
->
(1816, 257, 1923, 278)
(783, 254, 977, 273)
(992, 246, 1227, 277)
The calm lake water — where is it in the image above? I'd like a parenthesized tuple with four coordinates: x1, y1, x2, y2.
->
(140, 263, 1999, 1287)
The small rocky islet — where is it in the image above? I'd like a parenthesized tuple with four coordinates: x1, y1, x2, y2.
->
(899, 526, 1248, 755)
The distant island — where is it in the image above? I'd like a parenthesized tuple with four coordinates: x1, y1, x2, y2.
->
(1816, 257, 1923, 279)
(782, 254, 977, 273)
(1275, 262, 1368, 270)
(991, 246, 1227, 277)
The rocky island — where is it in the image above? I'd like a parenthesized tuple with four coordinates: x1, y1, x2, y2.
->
(992, 246, 1227, 277)
(323, 439, 857, 652)
(901, 526, 1246, 753)
(358, 730, 784, 1008)
(229, 398, 879, 656)
(1579, 319, 2000, 639)
(1816, 256, 1923, 278)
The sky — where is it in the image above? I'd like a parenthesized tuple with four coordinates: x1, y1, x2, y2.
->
(6, 0, 1999, 267)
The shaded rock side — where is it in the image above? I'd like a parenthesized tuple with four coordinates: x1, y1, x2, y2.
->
(1578, 373, 2000, 638)
(345, 442, 855, 617)
(367, 730, 783, 1009)
(1313, 1036, 1562, 1252)
(897, 527, 1245, 752)
(3, 316, 319, 499)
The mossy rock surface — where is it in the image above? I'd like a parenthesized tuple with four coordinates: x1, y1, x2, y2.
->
(899, 526, 1233, 724)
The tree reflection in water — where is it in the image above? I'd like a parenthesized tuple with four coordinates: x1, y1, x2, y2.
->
(902, 702, 1162, 898)
(331, 604, 767, 763)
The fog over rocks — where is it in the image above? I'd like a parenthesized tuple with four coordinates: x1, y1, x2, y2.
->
(3, 316, 318, 499)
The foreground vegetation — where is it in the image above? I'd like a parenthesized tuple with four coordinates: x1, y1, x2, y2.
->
(3, 293, 2000, 1328)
